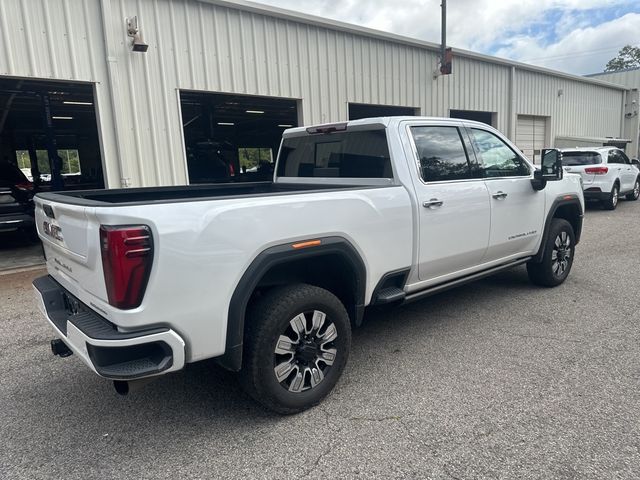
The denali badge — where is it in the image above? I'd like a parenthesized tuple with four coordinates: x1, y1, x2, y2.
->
(43, 221, 63, 241)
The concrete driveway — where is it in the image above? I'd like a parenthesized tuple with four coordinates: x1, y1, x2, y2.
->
(1, 200, 638, 479)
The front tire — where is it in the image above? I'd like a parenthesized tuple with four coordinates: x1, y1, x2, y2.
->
(602, 184, 619, 210)
(625, 178, 640, 201)
(527, 218, 575, 287)
(240, 283, 351, 414)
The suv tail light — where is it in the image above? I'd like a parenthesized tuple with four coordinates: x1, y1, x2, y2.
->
(100, 225, 153, 309)
(584, 166, 608, 175)
(15, 181, 33, 191)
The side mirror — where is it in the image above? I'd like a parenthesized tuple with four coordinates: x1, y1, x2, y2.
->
(632, 158, 640, 167)
(541, 149, 563, 181)
(531, 149, 563, 191)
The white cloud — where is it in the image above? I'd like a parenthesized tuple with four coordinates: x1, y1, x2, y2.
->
(253, 0, 640, 74)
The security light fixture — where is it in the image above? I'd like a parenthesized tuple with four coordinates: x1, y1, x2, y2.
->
(278, 124, 293, 128)
(63, 101, 93, 106)
(217, 122, 235, 126)
(246, 110, 265, 114)
(52, 116, 73, 120)
(126, 16, 149, 53)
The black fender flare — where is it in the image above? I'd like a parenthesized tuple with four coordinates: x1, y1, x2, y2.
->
(218, 236, 367, 371)
(532, 195, 584, 263)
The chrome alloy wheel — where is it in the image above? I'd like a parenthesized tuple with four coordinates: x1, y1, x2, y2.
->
(612, 186, 619, 207)
(633, 181, 640, 199)
(273, 310, 337, 393)
(551, 231, 571, 277)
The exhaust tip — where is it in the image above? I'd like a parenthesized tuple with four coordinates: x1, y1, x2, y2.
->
(113, 380, 130, 396)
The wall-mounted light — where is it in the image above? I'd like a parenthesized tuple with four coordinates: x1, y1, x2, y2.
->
(217, 122, 235, 126)
(126, 16, 149, 53)
(278, 124, 293, 128)
(246, 110, 265, 114)
(52, 116, 73, 120)
(557, 88, 564, 97)
(63, 101, 93, 106)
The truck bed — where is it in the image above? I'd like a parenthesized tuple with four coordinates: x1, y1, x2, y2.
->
(35, 182, 371, 206)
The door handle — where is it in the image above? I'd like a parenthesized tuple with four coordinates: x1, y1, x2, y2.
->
(423, 198, 444, 208)
(492, 191, 508, 200)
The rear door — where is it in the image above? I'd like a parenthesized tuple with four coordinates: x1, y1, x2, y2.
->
(467, 126, 545, 262)
(405, 123, 491, 281)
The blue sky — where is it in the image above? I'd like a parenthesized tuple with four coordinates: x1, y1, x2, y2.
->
(255, 0, 640, 75)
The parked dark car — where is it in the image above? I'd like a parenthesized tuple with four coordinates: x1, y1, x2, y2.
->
(0, 162, 35, 235)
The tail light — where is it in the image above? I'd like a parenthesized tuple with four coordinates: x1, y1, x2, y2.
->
(584, 166, 608, 175)
(15, 181, 33, 191)
(100, 225, 153, 309)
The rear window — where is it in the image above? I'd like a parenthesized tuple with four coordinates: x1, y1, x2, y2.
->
(561, 152, 601, 166)
(277, 130, 392, 178)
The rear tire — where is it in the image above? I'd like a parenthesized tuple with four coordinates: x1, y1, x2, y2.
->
(527, 218, 575, 287)
(239, 283, 351, 414)
(602, 184, 619, 210)
(625, 178, 640, 201)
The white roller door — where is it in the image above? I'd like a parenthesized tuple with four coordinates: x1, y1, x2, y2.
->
(516, 115, 547, 164)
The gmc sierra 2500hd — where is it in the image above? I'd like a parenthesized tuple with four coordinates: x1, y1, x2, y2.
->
(33, 117, 584, 414)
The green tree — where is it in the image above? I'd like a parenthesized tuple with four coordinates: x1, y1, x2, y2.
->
(605, 45, 640, 72)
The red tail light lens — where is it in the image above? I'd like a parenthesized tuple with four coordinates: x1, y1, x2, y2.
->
(15, 181, 34, 191)
(100, 225, 153, 309)
(584, 166, 608, 175)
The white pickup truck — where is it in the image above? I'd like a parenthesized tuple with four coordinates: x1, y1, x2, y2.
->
(33, 117, 584, 413)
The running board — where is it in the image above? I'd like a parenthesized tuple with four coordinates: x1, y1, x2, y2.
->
(404, 258, 530, 304)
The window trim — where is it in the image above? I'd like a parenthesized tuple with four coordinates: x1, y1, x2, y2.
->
(405, 124, 486, 185)
(466, 126, 532, 179)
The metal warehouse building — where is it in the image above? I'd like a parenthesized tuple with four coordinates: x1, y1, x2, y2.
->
(0, 0, 637, 190)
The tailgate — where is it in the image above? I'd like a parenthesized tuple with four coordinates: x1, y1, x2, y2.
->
(34, 197, 107, 302)
(563, 165, 595, 185)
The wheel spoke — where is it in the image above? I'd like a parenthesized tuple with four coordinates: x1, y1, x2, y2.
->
(290, 313, 307, 340)
(274, 359, 297, 383)
(311, 310, 326, 333)
(561, 231, 567, 243)
(288, 369, 306, 392)
(551, 250, 558, 261)
(555, 236, 561, 248)
(318, 347, 337, 366)
(275, 334, 297, 355)
(318, 323, 338, 345)
(565, 236, 571, 247)
(309, 367, 324, 388)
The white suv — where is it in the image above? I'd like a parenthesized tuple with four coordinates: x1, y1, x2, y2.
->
(560, 147, 640, 210)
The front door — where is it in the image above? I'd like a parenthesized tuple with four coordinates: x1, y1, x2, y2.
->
(466, 126, 545, 262)
(406, 124, 491, 282)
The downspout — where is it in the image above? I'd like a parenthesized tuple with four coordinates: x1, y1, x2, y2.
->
(509, 66, 516, 141)
(98, 0, 128, 187)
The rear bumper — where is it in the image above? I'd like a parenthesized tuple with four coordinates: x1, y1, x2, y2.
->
(583, 188, 609, 201)
(0, 213, 34, 232)
(33, 275, 185, 380)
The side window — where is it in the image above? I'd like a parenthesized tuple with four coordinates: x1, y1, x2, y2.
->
(608, 150, 624, 164)
(620, 151, 631, 165)
(470, 128, 531, 177)
(410, 126, 473, 182)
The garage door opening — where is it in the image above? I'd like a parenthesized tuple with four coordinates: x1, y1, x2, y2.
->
(180, 92, 299, 184)
(348, 103, 419, 120)
(516, 115, 548, 164)
(0, 78, 104, 192)
(449, 109, 495, 126)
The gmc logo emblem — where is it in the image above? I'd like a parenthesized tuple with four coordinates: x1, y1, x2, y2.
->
(43, 221, 63, 242)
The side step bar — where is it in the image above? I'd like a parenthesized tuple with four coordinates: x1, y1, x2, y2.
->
(404, 258, 530, 304)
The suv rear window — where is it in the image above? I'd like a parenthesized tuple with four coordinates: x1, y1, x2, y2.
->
(561, 152, 601, 166)
(277, 130, 392, 178)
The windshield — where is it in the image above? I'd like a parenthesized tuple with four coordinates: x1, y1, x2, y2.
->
(561, 152, 601, 166)
(277, 129, 392, 179)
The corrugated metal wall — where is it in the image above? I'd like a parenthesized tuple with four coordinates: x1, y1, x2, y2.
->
(590, 69, 640, 89)
(0, 0, 629, 187)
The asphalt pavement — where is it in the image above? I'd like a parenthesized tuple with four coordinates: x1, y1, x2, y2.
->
(1, 200, 638, 479)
